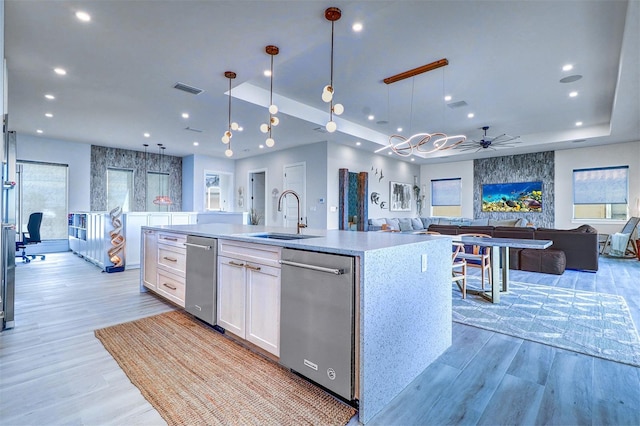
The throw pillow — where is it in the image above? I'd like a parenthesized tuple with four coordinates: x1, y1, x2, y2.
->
(420, 217, 438, 228)
(488, 218, 522, 227)
(470, 218, 489, 226)
(574, 224, 598, 233)
(369, 218, 386, 227)
(411, 218, 424, 230)
(438, 218, 453, 225)
(385, 218, 400, 231)
(398, 218, 413, 232)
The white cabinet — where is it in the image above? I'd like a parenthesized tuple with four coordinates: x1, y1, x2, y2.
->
(142, 229, 158, 290)
(217, 240, 281, 356)
(153, 232, 187, 307)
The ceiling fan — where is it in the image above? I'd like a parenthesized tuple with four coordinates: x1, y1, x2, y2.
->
(454, 126, 521, 152)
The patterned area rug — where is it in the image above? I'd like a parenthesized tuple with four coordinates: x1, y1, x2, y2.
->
(95, 311, 356, 426)
(452, 280, 640, 367)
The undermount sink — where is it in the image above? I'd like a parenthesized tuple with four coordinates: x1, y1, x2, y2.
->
(247, 232, 320, 241)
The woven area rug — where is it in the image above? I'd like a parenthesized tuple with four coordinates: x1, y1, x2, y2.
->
(95, 310, 356, 426)
(453, 279, 640, 367)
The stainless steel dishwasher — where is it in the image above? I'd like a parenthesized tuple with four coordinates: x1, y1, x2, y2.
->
(185, 235, 217, 325)
(280, 248, 355, 401)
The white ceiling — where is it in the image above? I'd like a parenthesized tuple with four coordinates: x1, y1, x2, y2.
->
(5, 1, 640, 164)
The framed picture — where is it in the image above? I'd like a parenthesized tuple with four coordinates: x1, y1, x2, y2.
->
(481, 181, 542, 212)
(390, 181, 412, 211)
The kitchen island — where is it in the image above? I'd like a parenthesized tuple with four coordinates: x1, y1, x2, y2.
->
(140, 223, 452, 424)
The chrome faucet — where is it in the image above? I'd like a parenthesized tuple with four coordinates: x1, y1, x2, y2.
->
(277, 189, 307, 234)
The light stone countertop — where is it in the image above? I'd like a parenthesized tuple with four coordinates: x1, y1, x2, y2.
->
(142, 223, 450, 256)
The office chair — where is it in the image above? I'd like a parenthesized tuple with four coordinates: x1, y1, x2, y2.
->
(16, 212, 46, 263)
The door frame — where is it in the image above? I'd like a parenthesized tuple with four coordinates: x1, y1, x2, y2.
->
(247, 168, 268, 226)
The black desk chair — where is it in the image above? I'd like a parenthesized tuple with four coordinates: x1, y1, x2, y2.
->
(16, 212, 46, 263)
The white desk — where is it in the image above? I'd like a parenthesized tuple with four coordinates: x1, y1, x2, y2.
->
(455, 236, 552, 303)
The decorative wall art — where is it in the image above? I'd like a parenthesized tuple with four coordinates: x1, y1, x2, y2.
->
(389, 181, 412, 212)
(481, 181, 542, 213)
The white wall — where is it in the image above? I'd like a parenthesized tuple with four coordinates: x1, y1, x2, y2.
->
(555, 140, 640, 234)
(420, 159, 474, 218)
(182, 154, 235, 212)
(327, 142, 421, 229)
(16, 134, 91, 211)
(235, 142, 328, 229)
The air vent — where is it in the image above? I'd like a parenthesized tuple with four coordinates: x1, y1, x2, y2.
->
(313, 126, 328, 133)
(173, 82, 204, 95)
(447, 101, 468, 109)
(185, 126, 203, 133)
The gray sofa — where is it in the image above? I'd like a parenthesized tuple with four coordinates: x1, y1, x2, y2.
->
(367, 216, 524, 232)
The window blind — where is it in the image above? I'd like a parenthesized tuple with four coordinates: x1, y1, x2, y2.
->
(573, 166, 628, 204)
(431, 178, 461, 206)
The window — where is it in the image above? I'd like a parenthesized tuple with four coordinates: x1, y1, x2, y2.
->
(147, 171, 170, 212)
(431, 178, 462, 216)
(573, 166, 628, 220)
(204, 171, 232, 211)
(107, 168, 134, 212)
(17, 161, 68, 240)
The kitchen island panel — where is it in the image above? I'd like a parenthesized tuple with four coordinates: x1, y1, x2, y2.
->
(359, 237, 452, 424)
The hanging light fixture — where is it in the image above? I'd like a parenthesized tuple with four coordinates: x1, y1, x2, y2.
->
(322, 7, 344, 133)
(153, 143, 173, 206)
(143, 143, 148, 208)
(260, 45, 279, 148)
(375, 58, 466, 157)
(221, 71, 238, 157)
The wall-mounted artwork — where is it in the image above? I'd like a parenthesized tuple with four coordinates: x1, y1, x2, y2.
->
(390, 181, 412, 212)
(482, 181, 542, 212)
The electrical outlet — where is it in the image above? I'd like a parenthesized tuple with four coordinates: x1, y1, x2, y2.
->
(421, 254, 428, 272)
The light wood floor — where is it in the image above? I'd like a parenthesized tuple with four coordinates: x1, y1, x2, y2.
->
(1, 252, 639, 425)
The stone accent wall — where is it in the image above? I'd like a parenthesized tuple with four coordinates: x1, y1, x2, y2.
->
(474, 151, 554, 228)
(90, 145, 182, 211)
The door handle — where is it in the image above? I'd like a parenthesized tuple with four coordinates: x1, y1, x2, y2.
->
(244, 264, 261, 271)
(279, 260, 344, 275)
(184, 242, 212, 250)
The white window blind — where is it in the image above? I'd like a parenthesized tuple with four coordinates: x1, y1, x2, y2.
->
(431, 178, 462, 206)
(573, 166, 628, 204)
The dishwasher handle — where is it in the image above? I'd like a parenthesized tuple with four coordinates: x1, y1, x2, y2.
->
(279, 260, 345, 275)
(184, 242, 212, 250)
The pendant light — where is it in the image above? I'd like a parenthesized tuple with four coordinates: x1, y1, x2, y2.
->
(153, 143, 173, 206)
(260, 45, 279, 148)
(221, 71, 238, 157)
(322, 7, 344, 133)
(143, 143, 148, 209)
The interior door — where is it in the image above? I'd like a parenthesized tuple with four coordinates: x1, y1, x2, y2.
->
(282, 163, 305, 229)
(249, 170, 266, 225)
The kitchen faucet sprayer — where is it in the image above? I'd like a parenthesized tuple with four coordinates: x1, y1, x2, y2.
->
(277, 190, 307, 234)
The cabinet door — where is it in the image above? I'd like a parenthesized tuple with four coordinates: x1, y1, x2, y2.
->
(217, 255, 246, 337)
(142, 230, 158, 290)
(245, 263, 281, 356)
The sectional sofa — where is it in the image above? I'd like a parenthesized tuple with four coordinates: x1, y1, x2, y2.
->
(366, 217, 599, 272)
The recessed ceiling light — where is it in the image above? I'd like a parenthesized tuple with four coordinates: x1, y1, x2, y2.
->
(352, 22, 363, 32)
(368, 115, 374, 120)
(182, 112, 189, 119)
(575, 121, 583, 126)
(388, 151, 392, 155)
(54, 68, 67, 76)
(562, 64, 573, 71)
(36, 129, 43, 134)
(45, 94, 55, 100)
(259, 144, 264, 149)
(444, 95, 452, 101)
(410, 158, 415, 162)
(467, 113, 475, 118)
(143, 132, 150, 138)
(45, 113, 53, 118)
(569, 91, 578, 97)
(397, 127, 403, 132)
(356, 141, 361, 146)
(75, 11, 91, 22)
(263, 70, 272, 77)
(193, 141, 199, 146)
